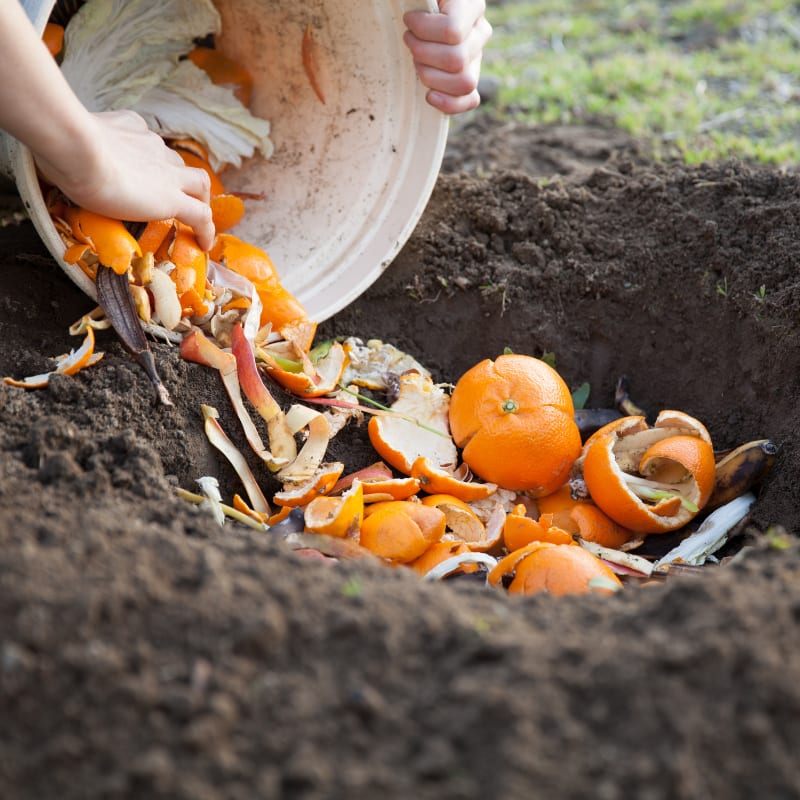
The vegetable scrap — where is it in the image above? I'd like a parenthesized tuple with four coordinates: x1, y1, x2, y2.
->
(173, 334, 776, 598)
(3, 322, 103, 389)
(18, 1, 777, 599)
(42, 0, 302, 401)
(302, 23, 326, 105)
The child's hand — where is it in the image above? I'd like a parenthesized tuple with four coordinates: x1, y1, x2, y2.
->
(403, 0, 492, 115)
(35, 110, 216, 251)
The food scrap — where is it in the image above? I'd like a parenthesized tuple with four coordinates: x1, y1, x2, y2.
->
(28, 1, 777, 600)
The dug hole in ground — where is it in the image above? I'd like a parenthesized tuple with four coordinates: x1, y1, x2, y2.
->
(0, 118, 799, 798)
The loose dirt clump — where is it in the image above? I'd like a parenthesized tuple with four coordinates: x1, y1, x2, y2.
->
(1, 120, 799, 799)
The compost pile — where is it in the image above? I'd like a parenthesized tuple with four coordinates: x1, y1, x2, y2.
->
(1, 118, 799, 799)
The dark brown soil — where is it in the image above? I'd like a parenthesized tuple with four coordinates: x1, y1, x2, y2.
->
(2, 117, 800, 800)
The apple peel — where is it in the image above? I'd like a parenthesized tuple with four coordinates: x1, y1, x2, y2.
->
(230, 323, 297, 466)
(201, 404, 271, 515)
(180, 329, 291, 470)
(277, 404, 333, 483)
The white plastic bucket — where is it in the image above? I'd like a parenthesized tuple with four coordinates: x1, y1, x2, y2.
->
(0, 0, 448, 323)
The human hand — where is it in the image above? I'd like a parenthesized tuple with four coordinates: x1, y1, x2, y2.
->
(35, 110, 215, 250)
(403, 0, 492, 115)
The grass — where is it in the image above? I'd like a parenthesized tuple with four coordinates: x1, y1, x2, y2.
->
(483, 0, 800, 165)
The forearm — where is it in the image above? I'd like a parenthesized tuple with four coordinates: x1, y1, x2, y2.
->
(0, 2, 98, 184)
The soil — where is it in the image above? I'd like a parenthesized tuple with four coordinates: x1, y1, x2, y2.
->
(2, 115, 800, 800)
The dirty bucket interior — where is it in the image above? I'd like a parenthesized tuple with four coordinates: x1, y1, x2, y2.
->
(4, 0, 447, 323)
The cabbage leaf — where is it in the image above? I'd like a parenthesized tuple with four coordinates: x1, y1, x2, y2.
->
(60, 0, 273, 169)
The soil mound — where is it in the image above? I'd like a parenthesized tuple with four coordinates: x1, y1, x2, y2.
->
(1, 119, 799, 799)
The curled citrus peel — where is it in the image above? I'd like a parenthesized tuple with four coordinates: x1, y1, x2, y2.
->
(368, 372, 458, 475)
(361, 477, 421, 503)
(568, 504, 639, 550)
(488, 539, 622, 596)
(419, 494, 495, 549)
(410, 457, 497, 503)
(63, 208, 141, 276)
(3, 326, 102, 389)
(231, 494, 292, 527)
(409, 541, 476, 577)
(304, 481, 364, 539)
(581, 411, 716, 534)
(502, 504, 575, 551)
(272, 462, 345, 508)
(209, 234, 308, 332)
(535, 483, 589, 534)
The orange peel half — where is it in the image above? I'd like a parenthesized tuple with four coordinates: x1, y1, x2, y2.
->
(582, 411, 716, 534)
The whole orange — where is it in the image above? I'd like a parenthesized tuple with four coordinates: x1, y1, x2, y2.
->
(448, 354, 582, 494)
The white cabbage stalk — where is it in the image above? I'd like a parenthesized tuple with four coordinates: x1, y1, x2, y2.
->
(654, 493, 756, 568)
(131, 62, 274, 170)
(60, 0, 273, 170)
(196, 476, 225, 527)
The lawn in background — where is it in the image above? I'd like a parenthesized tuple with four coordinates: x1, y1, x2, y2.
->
(483, 0, 800, 165)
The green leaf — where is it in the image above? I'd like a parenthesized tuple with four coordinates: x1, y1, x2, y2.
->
(571, 381, 591, 410)
(540, 351, 557, 368)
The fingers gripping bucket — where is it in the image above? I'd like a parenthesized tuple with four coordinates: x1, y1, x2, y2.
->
(0, 0, 448, 323)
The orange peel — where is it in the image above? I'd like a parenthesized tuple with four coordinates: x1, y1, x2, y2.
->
(419, 494, 488, 546)
(368, 372, 458, 475)
(582, 411, 716, 534)
(411, 456, 497, 502)
(362, 476, 422, 502)
(273, 462, 345, 508)
(488, 541, 553, 588)
(507, 544, 623, 596)
(503, 504, 574, 551)
(63, 208, 141, 276)
(3, 327, 102, 389)
(304, 481, 364, 539)
(359, 500, 446, 563)
(188, 46, 254, 108)
(535, 483, 590, 534)
(568, 504, 639, 550)
(408, 541, 475, 577)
